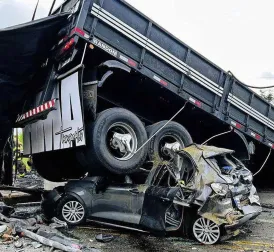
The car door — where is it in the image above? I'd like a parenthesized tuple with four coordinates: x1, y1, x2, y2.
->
(90, 183, 147, 225)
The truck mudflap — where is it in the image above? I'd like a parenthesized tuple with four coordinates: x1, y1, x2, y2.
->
(22, 69, 86, 155)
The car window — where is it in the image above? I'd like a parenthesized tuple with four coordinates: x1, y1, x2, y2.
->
(178, 154, 195, 185)
(210, 155, 237, 175)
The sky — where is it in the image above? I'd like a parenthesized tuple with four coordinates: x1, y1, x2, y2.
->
(0, 0, 274, 91)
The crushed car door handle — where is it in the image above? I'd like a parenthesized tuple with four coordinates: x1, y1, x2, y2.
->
(129, 188, 139, 194)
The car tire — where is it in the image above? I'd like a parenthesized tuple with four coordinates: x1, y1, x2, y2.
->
(182, 210, 221, 245)
(57, 194, 87, 226)
(77, 108, 148, 175)
(33, 150, 87, 182)
(146, 121, 193, 161)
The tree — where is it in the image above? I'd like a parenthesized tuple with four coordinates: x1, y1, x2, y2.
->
(259, 89, 274, 103)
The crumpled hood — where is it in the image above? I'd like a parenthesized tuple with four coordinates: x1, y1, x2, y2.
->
(178, 145, 234, 201)
(181, 144, 234, 160)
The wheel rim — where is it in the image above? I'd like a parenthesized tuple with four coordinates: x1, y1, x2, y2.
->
(159, 134, 184, 160)
(62, 201, 85, 223)
(193, 217, 220, 245)
(106, 122, 138, 161)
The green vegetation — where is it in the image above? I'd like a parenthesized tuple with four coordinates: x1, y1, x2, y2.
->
(14, 131, 31, 171)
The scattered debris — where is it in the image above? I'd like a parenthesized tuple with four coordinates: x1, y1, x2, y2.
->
(95, 234, 114, 243)
(0, 202, 14, 216)
(0, 199, 100, 252)
(31, 241, 42, 248)
(37, 228, 81, 249)
(13, 170, 44, 190)
(50, 217, 68, 229)
(11, 202, 41, 219)
(20, 228, 80, 252)
(14, 240, 23, 248)
(0, 224, 7, 235)
(261, 203, 274, 209)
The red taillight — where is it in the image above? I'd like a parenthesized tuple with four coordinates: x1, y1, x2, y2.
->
(62, 38, 75, 52)
(70, 27, 85, 36)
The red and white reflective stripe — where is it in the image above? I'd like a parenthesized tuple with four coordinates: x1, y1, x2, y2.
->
(189, 97, 201, 107)
(70, 27, 89, 38)
(251, 132, 261, 140)
(17, 99, 56, 122)
(153, 75, 168, 86)
(268, 143, 274, 148)
(231, 121, 242, 129)
(119, 54, 137, 67)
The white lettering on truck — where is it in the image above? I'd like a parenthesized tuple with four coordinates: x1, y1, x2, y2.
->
(92, 37, 118, 57)
(23, 71, 85, 155)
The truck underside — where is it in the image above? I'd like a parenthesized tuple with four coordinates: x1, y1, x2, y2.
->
(0, 0, 273, 188)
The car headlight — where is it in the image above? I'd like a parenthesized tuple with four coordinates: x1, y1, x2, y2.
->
(211, 183, 229, 196)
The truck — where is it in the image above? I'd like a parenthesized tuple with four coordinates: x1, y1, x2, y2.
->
(14, 0, 274, 185)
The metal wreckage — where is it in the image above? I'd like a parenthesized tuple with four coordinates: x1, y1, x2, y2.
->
(0, 0, 262, 246)
(42, 144, 262, 245)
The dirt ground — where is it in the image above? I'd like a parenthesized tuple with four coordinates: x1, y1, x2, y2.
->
(0, 191, 273, 252)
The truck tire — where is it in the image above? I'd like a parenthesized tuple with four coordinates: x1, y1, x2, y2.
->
(33, 150, 86, 182)
(146, 121, 192, 161)
(77, 108, 148, 175)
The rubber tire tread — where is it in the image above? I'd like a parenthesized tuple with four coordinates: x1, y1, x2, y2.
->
(146, 120, 193, 161)
(78, 108, 148, 175)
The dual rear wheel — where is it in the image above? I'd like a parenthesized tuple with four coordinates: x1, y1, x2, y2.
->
(33, 107, 193, 180)
(77, 107, 193, 175)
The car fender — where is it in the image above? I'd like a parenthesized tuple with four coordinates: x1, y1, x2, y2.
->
(65, 186, 93, 216)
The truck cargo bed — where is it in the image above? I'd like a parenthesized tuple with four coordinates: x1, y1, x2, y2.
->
(55, 0, 274, 149)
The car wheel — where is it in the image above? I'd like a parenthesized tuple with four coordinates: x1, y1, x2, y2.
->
(33, 150, 87, 182)
(146, 121, 192, 161)
(57, 195, 87, 226)
(192, 217, 220, 245)
(77, 108, 148, 175)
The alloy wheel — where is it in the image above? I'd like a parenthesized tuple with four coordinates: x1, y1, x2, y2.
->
(62, 200, 85, 224)
(193, 217, 220, 244)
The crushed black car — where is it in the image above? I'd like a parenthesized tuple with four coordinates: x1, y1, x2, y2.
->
(42, 144, 261, 245)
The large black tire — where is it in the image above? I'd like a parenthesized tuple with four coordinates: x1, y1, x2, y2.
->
(33, 150, 87, 182)
(77, 108, 148, 175)
(146, 121, 193, 161)
(57, 194, 87, 226)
